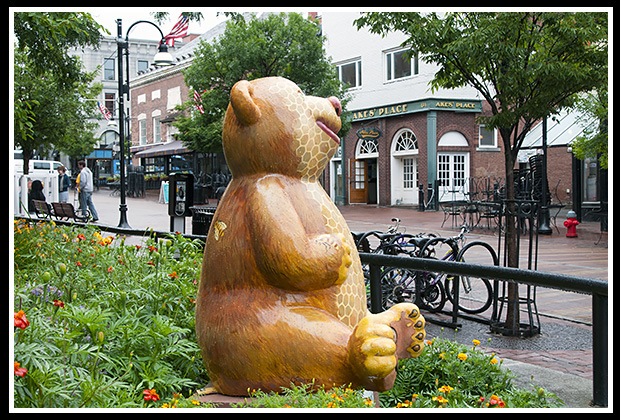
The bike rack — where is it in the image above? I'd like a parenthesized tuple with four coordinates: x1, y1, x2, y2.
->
(491, 200, 542, 337)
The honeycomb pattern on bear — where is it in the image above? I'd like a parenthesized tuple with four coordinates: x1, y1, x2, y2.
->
(269, 80, 337, 181)
(304, 181, 368, 328)
(267, 79, 367, 328)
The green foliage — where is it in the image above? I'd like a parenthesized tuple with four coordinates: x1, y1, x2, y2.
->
(233, 383, 375, 408)
(569, 88, 608, 169)
(13, 220, 208, 408)
(380, 335, 564, 408)
(13, 11, 105, 167)
(176, 12, 351, 153)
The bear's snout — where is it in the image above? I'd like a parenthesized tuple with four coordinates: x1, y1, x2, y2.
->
(328, 96, 342, 116)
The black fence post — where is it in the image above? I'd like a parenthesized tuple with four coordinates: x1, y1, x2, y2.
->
(369, 263, 382, 314)
(592, 292, 608, 407)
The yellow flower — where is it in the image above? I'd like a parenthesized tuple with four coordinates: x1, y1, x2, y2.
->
(457, 352, 468, 361)
(364, 398, 374, 406)
(490, 357, 498, 364)
(432, 395, 449, 405)
(472, 339, 481, 346)
(439, 352, 446, 359)
(438, 385, 454, 394)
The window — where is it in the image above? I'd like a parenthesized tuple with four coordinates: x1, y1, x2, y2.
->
(337, 59, 362, 88)
(104, 93, 115, 116)
(478, 125, 497, 148)
(104, 59, 115, 81)
(386, 48, 417, 82)
(403, 158, 416, 189)
(394, 129, 418, 155)
(139, 119, 147, 145)
(153, 116, 161, 143)
(356, 138, 378, 158)
(137, 60, 149, 74)
(100, 130, 118, 147)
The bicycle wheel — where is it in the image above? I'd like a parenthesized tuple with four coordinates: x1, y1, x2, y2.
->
(417, 268, 446, 312)
(444, 241, 496, 314)
(377, 267, 417, 311)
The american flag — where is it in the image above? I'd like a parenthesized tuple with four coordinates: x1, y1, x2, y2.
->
(97, 101, 112, 121)
(194, 89, 206, 114)
(161, 13, 190, 47)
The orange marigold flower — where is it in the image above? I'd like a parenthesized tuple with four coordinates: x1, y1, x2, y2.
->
(14, 310, 29, 329)
(14, 362, 27, 377)
(143, 388, 160, 402)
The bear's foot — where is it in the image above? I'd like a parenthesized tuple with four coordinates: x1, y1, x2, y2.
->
(347, 303, 425, 391)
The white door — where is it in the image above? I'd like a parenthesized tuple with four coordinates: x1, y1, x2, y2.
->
(437, 152, 469, 202)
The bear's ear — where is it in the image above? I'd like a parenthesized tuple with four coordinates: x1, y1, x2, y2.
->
(230, 80, 261, 126)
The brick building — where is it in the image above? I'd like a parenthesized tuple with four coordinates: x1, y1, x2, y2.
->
(321, 11, 578, 212)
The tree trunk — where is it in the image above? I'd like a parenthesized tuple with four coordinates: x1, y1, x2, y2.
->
(502, 138, 520, 331)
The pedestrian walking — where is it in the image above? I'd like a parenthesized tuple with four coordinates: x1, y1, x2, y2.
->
(77, 160, 99, 222)
(57, 165, 71, 203)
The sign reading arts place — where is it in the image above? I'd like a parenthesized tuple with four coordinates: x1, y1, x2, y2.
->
(351, 98, 482, 122)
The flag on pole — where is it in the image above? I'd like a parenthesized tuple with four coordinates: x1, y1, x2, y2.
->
(161, 13, 190, 47)
(194, 89, 206, 114)
(97, 101, 112, 120)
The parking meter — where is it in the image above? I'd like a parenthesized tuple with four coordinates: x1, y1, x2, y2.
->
(168, 172, 194, 232)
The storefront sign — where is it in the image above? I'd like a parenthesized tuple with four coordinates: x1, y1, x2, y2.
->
(356, 127, 382, 139)
(351, 98, 482, 122)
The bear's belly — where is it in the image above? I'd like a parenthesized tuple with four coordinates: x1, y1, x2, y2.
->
(301, 180, 367, 328)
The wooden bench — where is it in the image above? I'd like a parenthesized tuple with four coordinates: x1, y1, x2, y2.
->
(32, 200, 54, 220)
(51, 202, 90, 223)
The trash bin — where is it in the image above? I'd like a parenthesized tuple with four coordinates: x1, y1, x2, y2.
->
(191, 206, 216, 236)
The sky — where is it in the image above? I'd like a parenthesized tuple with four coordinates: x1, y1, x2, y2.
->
(89, 8, 228, 41)
(11, 8, 314, 41)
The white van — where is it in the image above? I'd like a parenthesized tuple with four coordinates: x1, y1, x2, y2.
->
(14, 159, 69, 176)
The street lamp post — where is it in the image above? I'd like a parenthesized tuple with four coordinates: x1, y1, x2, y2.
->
(115, 18, 174, 229)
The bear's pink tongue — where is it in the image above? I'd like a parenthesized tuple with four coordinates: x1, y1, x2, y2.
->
(316, 120, 340, 145)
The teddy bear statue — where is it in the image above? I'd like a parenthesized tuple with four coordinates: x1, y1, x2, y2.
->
(195, 77, 425, 396)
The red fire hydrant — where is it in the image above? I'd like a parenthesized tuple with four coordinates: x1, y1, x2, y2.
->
(564, 210, 580, 238)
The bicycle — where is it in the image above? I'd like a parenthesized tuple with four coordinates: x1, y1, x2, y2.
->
(355, 219, 439, 310)
(418, 225, 497, 314)
(375, 225, 497, 315)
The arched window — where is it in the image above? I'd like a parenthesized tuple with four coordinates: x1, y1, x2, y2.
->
(355, 137, 378, 158)
(392, 129, 418, 155)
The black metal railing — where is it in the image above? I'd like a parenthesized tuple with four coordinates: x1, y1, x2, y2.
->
(360, 251, 608, 407)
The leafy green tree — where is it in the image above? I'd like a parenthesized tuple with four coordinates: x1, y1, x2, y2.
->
(569, 87, 608, 169)
(13, 12, 106, 173)
(176, 12, 350, 153)
(355, 11, 607, 329)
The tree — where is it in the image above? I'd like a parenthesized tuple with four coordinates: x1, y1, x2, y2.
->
(13, 11, 106, 173)
(176, 12, 350, 153)
(355, 11, 608, 331)
(570, 87, 608, 169)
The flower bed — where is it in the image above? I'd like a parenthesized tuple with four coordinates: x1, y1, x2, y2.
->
(13, 219, 564, 409)
(13, 219, 207, 408)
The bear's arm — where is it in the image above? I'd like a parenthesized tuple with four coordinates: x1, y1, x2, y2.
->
(248, 176, 351, 291)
